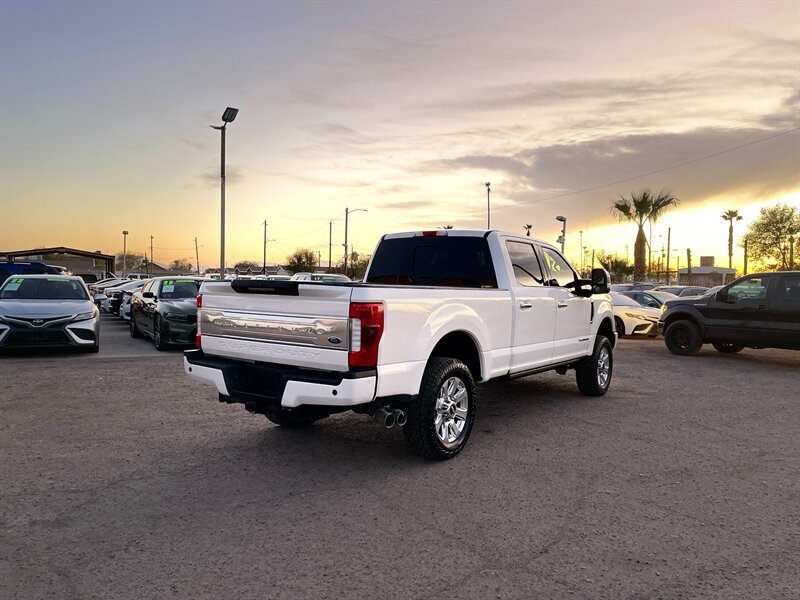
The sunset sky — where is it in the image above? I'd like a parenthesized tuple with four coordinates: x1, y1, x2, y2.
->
(1, 0, 798, 271)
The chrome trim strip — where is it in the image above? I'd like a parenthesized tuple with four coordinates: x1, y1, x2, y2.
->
(201, 310, 349, 350)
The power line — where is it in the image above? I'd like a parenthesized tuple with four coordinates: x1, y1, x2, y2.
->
(466, 126, 800, 215)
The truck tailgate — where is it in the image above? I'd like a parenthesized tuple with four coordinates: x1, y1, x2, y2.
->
(198, 280, 354, 371)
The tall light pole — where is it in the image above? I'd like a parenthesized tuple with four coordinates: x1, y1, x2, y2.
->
(122, 230, 128, 277)
(579, 230, 584, 273)
(194, 237, 200, 275)
(262, 220, 268, 274)
(485, 182, 491, 229)
(344, 207, 367, 278)
(211, 107, 239, 278)
(556, 216, 566, 254)
(328, 221, 333, 272)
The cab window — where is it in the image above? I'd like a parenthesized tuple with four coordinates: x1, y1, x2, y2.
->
(778, 275, 800, 300)
(726, 276, 770, 301)
(540, 247, 576, 287)
(506, 241, 544, 286)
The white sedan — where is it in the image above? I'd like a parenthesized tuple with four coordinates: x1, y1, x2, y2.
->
(610, 292, 660, 337)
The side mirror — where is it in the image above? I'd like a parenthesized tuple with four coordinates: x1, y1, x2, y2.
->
(715, 290, 727, 302)
(591, 268, 610, 294)
(142, 291, 154, 298)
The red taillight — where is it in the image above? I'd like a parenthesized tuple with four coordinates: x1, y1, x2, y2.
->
(422, 231, 438, 237)
(195, 334, 202, 349)
(196, 294, 202, 308)
(348, 302, 384, 368)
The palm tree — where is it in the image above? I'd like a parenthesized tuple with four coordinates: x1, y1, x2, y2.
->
(611, 188, 679, 281)
(440, 224, 454, 229)
(721, 209, 742, 269)
(523, 224, 532, 237)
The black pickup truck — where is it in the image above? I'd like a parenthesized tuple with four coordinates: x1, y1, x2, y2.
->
(659, 272, 800, 355)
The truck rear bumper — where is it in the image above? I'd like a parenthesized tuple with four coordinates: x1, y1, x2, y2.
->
(184, 350, 377, 409)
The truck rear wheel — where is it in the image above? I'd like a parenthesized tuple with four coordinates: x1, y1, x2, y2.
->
(404, 357, 476, 460)
(575, 335, 613, 396)
(712, 341, 744, 354)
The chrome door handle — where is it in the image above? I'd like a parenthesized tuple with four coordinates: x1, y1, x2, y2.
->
(519, 301, 533, 310)
(557, 302, 568, 309)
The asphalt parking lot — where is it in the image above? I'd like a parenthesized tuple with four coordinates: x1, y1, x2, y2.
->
(1, 314, 798, 599)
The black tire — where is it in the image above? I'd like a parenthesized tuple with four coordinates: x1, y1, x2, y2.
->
(129, 316, 143, 338)
(712, 341, 744, 354)
(575, 335, 613, 397)
(264, 409, 318, 428)
(664, 320, 702, 356)
(614, 316, 625, 338)
(403, 357, 476, 460)
(153, 317, 168, 351)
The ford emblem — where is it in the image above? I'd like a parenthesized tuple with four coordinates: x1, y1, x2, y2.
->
(327, 336, 342, 345)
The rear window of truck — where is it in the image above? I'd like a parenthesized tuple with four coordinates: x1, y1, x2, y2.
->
(366, 237, 497, 288)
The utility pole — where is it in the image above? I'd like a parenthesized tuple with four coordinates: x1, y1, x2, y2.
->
(666, 227, 671, 284)
(194, 237, 200, 274)
(790, 235, 795, 270)
(328, 221, 332, 272)
(150, 235, 154, 273)
(485, 182, 491, 229)
(122, 230, 128, 278)
(687, 249, 692, 276)
(262, 220, 268, 274)
(318, 251, 321, 267)
(743, 238, 748, 275)
(579, 230, 584, 273)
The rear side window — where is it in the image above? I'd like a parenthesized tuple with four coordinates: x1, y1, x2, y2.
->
(540, 247, 576, 287)
(506, 241, 544, 286)
(778, 275, 800, 300)
(366, 237, 497, 288)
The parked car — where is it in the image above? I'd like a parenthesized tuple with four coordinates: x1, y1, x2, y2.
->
(0, 261, 64, 284)
(92, 279, 127, 308)
(0, 275, 99, 352)
(610, 292, 660, 337)
(659, 272, 800, 355)
(130, 277, 205, 350)
(107, 280, 148, 315)
(289, 272, 352, 283)
(610, 282, 658, 292)
(185, 229, 616, 459)
(619, 290, 678, 309)
(653, 285, 709, 297)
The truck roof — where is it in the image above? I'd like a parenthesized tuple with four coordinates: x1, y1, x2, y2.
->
(382, 229, 558, 250)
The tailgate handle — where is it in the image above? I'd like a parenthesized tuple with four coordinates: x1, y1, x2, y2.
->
(230, 280, 300, 295)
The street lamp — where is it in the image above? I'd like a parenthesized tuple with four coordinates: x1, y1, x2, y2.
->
(485, 182, 491, 229)
(122, 230, 129, 278)
(556, 215, 566, 254)
(210, 106, 239, 278)
(344, 207, 367, 277)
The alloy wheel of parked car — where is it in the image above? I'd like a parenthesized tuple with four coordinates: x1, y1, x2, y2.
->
(664, 320, 702, 356)
(129, 316, 143, 338)
(712, 341, 744, 354)
(404, 357, 476, 460)
(576, 335, 613, 396)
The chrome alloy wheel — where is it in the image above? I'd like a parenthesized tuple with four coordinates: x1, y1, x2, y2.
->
(434, 376, 469, 447)
(596, 346, 610, 388)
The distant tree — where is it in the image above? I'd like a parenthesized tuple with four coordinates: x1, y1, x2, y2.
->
(169, 258, 193, 272)
(596, 250, 634, 283)
(721, 209, 743, 269)
(740, 203, 800, 271)
(115, 252, 146, 271)
(347, 251, 371, 280)
(285, 249, 318, 274)
(523, 224, 532, 237)
(610, 188, 679, 281)
(441, 225, 454, 229)
(233, 260, 261, 272)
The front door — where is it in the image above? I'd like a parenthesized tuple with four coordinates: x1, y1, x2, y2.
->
(539, 246, 592, 362)
(704, 275, 773, 345)
(769, 274, 800, 349)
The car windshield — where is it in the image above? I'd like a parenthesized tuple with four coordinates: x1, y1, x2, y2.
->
(158, 279, 200, 299)
(611, 292, 641, 307)
(0, 277, 88, 300)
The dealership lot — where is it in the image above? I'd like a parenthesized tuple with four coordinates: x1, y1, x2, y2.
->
(1, 314, 798, 599)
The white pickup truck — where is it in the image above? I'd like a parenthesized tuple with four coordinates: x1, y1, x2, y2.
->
(185, 230, 616, 459)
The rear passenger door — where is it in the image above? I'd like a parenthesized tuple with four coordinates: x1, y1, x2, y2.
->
(769, 274, 800, 349)
(539, 246, 593, 362)
(505, 241, 556, 372)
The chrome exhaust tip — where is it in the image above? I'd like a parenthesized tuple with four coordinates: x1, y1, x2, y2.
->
(373, 407, 395, 428)
(393, 409, 407, 427)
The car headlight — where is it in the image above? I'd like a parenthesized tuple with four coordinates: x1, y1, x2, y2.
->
(72, 310, 98, 322)
(624, 312, 650, 320)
